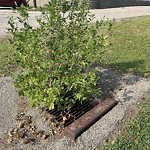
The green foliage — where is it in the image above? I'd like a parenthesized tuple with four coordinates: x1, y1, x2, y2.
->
(8, 0, 109, 110)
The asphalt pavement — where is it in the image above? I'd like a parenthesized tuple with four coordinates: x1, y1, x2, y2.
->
(0, 6, 150, 36)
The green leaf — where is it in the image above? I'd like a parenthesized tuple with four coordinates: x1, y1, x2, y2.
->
(49, 103, 54, 110)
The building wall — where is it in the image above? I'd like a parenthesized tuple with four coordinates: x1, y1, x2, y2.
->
(29, 0, 49, 7)
(89, 0, 150, 9)
(29, 0, 150, 8)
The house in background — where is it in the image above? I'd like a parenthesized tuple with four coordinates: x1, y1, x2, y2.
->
(89, 0, 150, 9)
(30, 0, 150, 9)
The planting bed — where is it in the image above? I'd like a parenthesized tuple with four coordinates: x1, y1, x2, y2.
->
(1, 68, 150, 150)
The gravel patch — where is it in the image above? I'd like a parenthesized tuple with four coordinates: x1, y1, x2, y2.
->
(0, 77, 18, 137)
(0, 77, 19, 150)
(0, 68, 150, 150)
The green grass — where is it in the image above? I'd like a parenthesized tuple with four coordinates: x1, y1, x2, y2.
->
(102, 16, 150, 77)
(0, 37, 15, 76)
(99, 98, 150, 150)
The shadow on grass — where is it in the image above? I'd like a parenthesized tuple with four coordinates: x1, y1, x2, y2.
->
(108, 59, 145, 75)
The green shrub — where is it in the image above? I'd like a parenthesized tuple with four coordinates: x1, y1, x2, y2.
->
(8, 0, 110, 111)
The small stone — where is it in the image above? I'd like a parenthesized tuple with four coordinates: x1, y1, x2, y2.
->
(7, 137, 13, 144)
(25, 116, 32, 124)
(32, 130, 38, 136)
(18, 122, 24, 128)
(13, 132, 19, 139)
(37, 130, 44, 138)
(49, 116, 55, 122)
(17, 130, 25, 139)
(54, 130, 57, 134)
(30, 124, 36, 131)
(14, 128, 18, 132)
(51, 122, 58, 128)
(48, 128, 54, 135)
(45, 117, 49, 121)
(42, 134, 49, 140)
(13, 129, 25, 139)
(16, 112, 25, 120)
(21, 137, 35, 144)
(57, 126, 64, 133)
(8, 131, 13, 137)
(24, 123, 30, 130)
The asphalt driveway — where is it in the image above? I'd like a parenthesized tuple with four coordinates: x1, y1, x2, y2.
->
(0, 6, 150, 36)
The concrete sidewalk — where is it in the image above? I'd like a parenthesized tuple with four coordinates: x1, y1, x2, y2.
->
(91, 6, 150, 21)
(0, 6, 150, 36)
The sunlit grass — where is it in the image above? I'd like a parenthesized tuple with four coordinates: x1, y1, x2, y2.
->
(99, 98, 150, 150)
(102, 16, 150, 77)
(0, 37, 15, 76)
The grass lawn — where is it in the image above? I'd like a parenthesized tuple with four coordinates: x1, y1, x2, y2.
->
(0, 15, 150, 149)
(0, 37, 15, 76)
(102, 16, 150, 77)
(99, 98, 150, 150)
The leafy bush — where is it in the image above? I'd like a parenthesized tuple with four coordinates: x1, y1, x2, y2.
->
(8, 0, 110, 111)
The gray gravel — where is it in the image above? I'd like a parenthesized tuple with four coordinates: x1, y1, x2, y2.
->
(0, 77, 18, 137)
(0, 68, 150, 150)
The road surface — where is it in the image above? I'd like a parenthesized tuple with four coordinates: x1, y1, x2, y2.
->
(0, 6, 150, 36)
